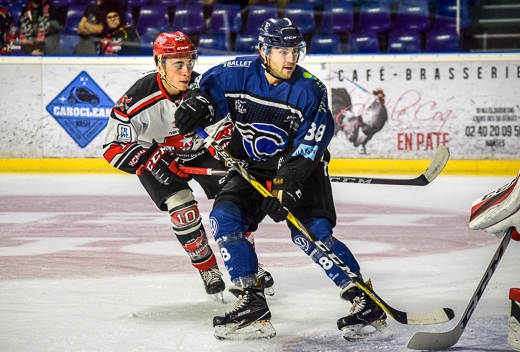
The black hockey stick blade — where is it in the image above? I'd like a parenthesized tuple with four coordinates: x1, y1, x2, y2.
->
(350, 276, 454, 325)
(330, 145, 450, 186)
(407, 228, 513, 350)
(194, 127, 454, 326)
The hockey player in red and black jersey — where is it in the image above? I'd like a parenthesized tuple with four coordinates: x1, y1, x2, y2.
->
(102, 31, 273, 300)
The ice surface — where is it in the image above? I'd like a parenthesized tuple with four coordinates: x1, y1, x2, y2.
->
(0, 174, 518, 351)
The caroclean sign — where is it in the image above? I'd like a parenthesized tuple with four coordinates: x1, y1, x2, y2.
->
(46, 71, 114, 148)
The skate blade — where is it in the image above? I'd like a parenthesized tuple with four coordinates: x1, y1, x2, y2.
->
(341, 320, 393, 342)
(264, 287, 275, 296)
(214, 320, 276, 340)
(211, 292, 224, 303)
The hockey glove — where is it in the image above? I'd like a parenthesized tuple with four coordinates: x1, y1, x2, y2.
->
(174, 90, 215, 135)
(261, 177, 302, 223)
(137, 142, 190, 185)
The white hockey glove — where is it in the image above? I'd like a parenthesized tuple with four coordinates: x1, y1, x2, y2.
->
(469, 171, 520, 240)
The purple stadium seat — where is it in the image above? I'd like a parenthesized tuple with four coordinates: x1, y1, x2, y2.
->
(394, 0, 431, 32)
(63, 5, 87, 35)
(244, 5, 278, 34)
(387, 30, 422, 52)
(433, 0, 470, 30)
(52, 0, 78, 8)
(127, 0, 149, 9)
(283, 4, 315, 34)
(137, 4, 170, 53)
(288, 0, 328, 7)
(137, 5, 170, 34)
(357, 1, 392, 33)
(209, 4, 242, 34)
(347, 31, 380, 53)
(152, 0, 183, 7)
(198, 34, 229, 54)
(123, 9, 133, 25)
(60, 34, 81, 55)
(425, 28, 460, 52)
(234, 33, 258, 54)
(318, 2, 354, 34)
(3, 3, 22, 27)
(171, 4, 205, 34)
(309, 34, 342, 54)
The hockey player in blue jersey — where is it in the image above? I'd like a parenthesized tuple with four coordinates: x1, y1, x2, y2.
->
(174, 18, 387, 340)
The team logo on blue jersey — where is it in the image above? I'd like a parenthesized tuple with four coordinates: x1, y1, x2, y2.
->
(293, 143, 318, 160)
(236, 121, 287, 161)
(46, 71, 114, 148)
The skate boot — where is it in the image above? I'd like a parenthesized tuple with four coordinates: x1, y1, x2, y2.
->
(200, 265, 225, 301)
(213, 286, 276, 340)
(337, 280, 389, 341)
(257, 263, 275, 296)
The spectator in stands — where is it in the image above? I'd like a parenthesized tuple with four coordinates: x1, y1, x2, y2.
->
(99, 1, 140, 56)
(74, 0, 106, 55)
(18, 0, 61, 55)
(0, 5, 16, 55)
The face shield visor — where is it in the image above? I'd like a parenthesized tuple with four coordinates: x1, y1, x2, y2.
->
(264, 42, 306, 63)
(157, 50, 198, 68)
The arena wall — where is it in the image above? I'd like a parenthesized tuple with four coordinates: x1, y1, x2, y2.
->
(0, 54, 518, 175)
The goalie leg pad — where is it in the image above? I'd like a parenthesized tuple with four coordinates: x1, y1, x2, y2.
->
(469, 172, 520, 237)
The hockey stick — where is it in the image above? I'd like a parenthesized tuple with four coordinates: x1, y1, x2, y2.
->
(179, 144, 450, 186)
(407, 227, 514, 350)
(194, 127, 454, 325)
(330, 145, 450, 186)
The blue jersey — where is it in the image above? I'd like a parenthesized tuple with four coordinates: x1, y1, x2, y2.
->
(194, 55, 334, 182)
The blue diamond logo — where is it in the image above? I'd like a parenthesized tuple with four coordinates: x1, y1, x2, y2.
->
(46, 71, 114, 148)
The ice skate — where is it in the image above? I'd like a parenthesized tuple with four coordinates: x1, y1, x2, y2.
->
(337, 280, 391, 341)
(213, 286, 276, 340)
(200, 265, 225, 302)
(257, 263, 275, 296)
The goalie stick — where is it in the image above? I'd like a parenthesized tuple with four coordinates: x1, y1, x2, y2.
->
(407, 227, 514, 350)
(194, 127, 454, 326)
(178, 144, 450, 186)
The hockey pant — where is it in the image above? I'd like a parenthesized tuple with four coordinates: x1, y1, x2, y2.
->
(210, 200, 360, 289)
(165, 189, 216, 271)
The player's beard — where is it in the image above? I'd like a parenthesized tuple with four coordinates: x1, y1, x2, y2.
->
(265, 59, 296, 81)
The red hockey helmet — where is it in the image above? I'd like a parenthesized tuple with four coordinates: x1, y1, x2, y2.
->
(153, 31, 197, 65)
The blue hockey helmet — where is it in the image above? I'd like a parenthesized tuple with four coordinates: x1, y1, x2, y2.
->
(258, 18, 306, 62)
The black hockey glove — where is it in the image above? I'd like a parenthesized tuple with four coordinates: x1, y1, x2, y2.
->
(261, 177, 302, 223)
(174, 90, 215, 135)
(137, 142, 190, 185)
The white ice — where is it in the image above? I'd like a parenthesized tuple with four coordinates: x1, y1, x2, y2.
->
(0, 174, 518, 351)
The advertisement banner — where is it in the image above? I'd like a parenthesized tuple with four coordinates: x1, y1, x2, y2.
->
(8, 56, 518, 160)
(42, 64, 152, 157)
(327, 61, 519, 159)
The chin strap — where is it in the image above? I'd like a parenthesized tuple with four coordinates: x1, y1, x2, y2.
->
(161, 77, 183, 93)
(157, 55, 183, 93)
(261, 51, 289, 82)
